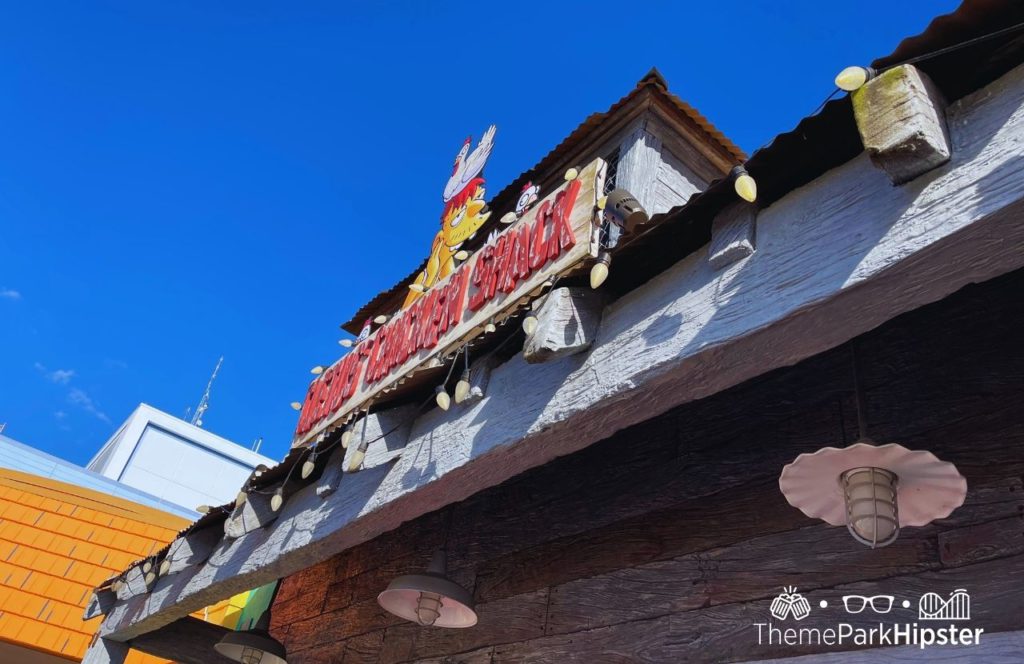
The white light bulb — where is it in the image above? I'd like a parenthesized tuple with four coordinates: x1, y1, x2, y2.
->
(454, 370, 471, 404)
(523, 314, 538, 335)
(500, 212, 517, 224)
(484, 320, 497, 334)
(196, 505, 211, 514)
(454, 250, 470, 261)
(311, 365, 325, 375)
(347, 447, 366, 472)
(734, 173, 757, 203)
(301, 458, 316, 479)
(341, 427, 354, 449)
(409, 283, 425, 293)
(159, 559, 170, 577)
(564, 167, 579, 181)
(270, 490, 284, 512)
(236, 490, 248, 505)
(374, 315, 389, 325)
(435, 386, 451, 411)
(590, 261, 609, 289)
(339, 339, 354, 347)
(290, 401, 302, 411)
(835, 65, 873, 92)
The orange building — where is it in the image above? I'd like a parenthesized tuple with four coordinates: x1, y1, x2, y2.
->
(0, 466, 251, 663)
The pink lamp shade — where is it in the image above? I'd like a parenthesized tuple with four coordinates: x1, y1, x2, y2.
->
(377, 551, 477, 629)
(779, 440, 967, 529)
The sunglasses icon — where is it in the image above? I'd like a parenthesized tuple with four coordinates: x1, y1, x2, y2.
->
(842, 595, 895, 614)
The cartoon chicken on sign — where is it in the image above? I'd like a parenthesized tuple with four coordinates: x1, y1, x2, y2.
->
(403, 125, 496, 308)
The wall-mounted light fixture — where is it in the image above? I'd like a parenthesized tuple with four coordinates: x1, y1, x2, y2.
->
(377, 550, 477, 628)
(779, 346, 966, 548)
(214, 585, 288, 664)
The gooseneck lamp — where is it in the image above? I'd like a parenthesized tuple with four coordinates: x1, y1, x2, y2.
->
(779, 346, 966, 548)
(377, 550, 477, 628)
(215, 584, 287, 664)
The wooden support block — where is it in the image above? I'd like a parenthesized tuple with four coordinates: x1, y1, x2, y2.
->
(160, 526, 223, 577)
(708, 202, 757, 269)
(115, 564, 153, 601)
(852, 64, 951, 184)
(316, 445, 347, 497)
(82, 637, 129, 664)
(461, 354, 498, 405)
(523, 287, 604, 364)
(342, 403, 418, 471)
(83, 588, 117, 620)
(224, 489, 281, 539)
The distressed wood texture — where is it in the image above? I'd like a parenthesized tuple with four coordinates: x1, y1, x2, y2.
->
(853, 65, 951, 184)
(82, 638, 129, 664)
(708, 202, 757, 269)
(97, 63, 1024, 644)
(522, 286, 604, 363)
(161, 524, 223, 577)
(616, 124, 664, 213)
(264, 264, 1024, 664)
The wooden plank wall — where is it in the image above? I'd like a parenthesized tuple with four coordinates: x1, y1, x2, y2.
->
(269, 268, 1024, 663)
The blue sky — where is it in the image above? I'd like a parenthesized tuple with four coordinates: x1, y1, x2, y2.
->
(0, 1, 959, 465)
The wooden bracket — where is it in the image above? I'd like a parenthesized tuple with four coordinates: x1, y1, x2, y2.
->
(82, 637, 129, 664)
(852, 64, 951, 184)
(115, 563, 154, 601)
(316, 445, 348, 498)
(342, 403, 417, 471)
(709, 202, 757, 269)
(83, 588, 118, 620)
(224, 489, 283, 539)
(523, 287, 604, 364)
(159, 525, 223, 577)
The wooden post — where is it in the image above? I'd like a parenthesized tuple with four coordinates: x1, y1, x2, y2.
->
(852, 64, 951, 184)
(523, 287, 604, 364)
(616, 125, 663, 212)
(82, 637, 129, 664)
(708, 202, 757, 269)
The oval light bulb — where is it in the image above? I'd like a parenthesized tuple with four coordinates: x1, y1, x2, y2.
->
(734, 173, 757, 203)
(270, 490, 284, 512)
(339, 339, 353, 347)
(196, 505, 211, 514)
(564, 167, 579, 181)
(484, 320, 497, 334)
(523, 314, 538, 335)
(500, 212, 517, 224)
(409, 283, 425, 293)
(290, 401, 303, 411)
(590, 260, 609, 289)
(435, 386, 451, 411)
(454, 370, 471, 404)
(144, 572, 156, 586)
(159, 559, 171, 577)
(374, 315, 388, 325)
(341, 427, 354, 449)
(301, 458, 316, 479)
(835, 65, 873, 92)
(311, 365, 325, 375)
(348, 447, 366, 472)
(454, 250, 470, 261)
(236, 490, 248, 505)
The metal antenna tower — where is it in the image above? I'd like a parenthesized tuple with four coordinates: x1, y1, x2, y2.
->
(191, 356, 223, 428)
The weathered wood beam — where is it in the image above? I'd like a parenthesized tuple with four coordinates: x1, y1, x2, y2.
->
(224, 489, 281, 539)
(96, 63, 1024, 642)
(82, 637, 129, 664)
(853, 64, 951, 184)
(340, 403, 417, 471)
(83, 587, 117, 620)
(708, 202, 757, 269)
(115, 562, 154, 601)
(523, 287, 604, 364)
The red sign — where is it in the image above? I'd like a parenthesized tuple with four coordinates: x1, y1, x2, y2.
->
(294, 159, 604, 445)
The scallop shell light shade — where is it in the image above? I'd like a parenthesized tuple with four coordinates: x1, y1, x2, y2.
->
(779, 440, 967, 528)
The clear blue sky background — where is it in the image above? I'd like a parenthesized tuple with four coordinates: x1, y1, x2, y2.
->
(0, 1, 959, 465)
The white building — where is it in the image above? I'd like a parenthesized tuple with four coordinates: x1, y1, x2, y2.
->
(86, 403, 274, 511)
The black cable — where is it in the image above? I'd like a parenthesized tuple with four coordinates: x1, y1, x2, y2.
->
(893, 20, 1024, 69)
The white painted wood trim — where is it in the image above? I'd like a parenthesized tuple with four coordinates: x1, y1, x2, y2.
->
(96, 63, 1024, 642)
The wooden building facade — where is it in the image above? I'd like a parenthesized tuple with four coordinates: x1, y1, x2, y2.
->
(84, 2, 1024, 662)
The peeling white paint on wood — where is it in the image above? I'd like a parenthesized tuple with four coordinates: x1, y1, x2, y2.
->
(96, 63, 1024, 642)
